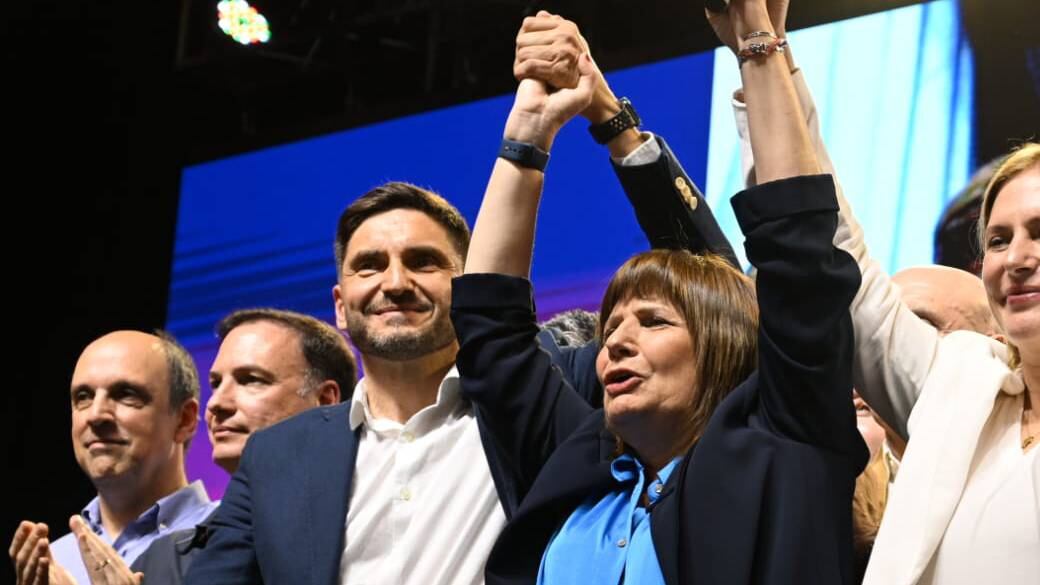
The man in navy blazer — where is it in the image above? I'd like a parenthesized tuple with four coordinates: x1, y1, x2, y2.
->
(54, 309, 356, 585)
(187, 181, 519, 585)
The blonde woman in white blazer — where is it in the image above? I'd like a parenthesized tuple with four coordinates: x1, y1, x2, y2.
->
(732, 60, 1039, 585)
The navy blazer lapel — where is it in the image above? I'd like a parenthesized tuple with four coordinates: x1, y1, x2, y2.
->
(304, 404, 360, 584)
(516, 417, 617, 515)
(487, 416, 617, 583)
(649, 448, 692, 585)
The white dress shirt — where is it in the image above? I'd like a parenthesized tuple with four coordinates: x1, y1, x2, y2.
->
(338, 368, 506, 585)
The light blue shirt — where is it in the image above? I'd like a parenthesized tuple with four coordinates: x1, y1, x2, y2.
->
(51, 480, 217, 585)
(537, 454, 680, 585)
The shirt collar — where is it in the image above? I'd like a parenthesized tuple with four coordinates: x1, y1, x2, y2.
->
(80, 496, 105, 534)
(153, 481, 211, 530)
(81, 480, 212, 536)
(610, 453, 682, 506)
(348, 366, 461, 431)
(610, 454, 682, 485)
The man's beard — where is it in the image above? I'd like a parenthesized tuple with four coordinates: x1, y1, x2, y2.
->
(346, 310, 456, 361)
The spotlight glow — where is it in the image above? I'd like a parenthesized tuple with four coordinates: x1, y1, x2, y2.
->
(218, 0, 271, 45)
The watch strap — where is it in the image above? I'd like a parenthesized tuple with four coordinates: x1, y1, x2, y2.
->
(498, 138, 550, 171)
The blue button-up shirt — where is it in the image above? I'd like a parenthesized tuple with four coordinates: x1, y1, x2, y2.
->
(537, 454, 680, 584)
(51, 480, 218, 584)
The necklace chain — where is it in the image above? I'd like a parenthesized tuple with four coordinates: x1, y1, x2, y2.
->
(1024, 392, 1036, 451)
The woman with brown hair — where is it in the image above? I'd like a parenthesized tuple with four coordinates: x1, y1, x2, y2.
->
(448, 1, 868, 583)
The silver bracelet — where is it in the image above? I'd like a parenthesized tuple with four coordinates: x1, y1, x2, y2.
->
(741, 30, 776, 41)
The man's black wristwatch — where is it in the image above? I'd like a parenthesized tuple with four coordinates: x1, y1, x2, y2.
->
(588, 97, 641, 144)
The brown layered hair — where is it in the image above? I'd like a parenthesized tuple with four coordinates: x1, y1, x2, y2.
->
(598, 250, 759, 448)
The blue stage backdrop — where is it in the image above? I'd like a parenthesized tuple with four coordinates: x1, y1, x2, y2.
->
(170, 0, 973, 498)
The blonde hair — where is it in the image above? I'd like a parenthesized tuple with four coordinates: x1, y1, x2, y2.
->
(851, 449, 891, 576)
(599, 250, 759, 453)
(977, 142, 1040, 369)
(978, 142, 1040, 241)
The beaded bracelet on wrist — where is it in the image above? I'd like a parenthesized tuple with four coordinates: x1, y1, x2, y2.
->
(737, 38, 789, 67)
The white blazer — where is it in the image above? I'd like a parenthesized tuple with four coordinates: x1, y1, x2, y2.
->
(732, 72, 1031, 585)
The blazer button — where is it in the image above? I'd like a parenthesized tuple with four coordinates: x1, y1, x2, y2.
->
(674, 176, 698, 210)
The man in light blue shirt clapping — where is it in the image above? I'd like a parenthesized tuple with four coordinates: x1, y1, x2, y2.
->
(9, 330, 217, 585)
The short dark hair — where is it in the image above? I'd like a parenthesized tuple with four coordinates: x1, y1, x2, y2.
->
(153, 330, 201, 451)
(216, 308, 358, 399)
(334, 181, 470, 274)
(154, 330, 201, 411)
(933, 155, 1002, 274)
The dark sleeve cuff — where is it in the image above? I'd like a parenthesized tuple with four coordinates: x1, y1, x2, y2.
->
(731, 174, 837, 234)
(452, 273, 535, 311)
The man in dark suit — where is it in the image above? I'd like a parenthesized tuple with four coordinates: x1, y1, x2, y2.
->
(65, 309, 356, 585)
(186, 180, 516, 585)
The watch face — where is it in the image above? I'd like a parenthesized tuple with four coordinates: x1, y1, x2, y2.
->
(499, 139, 548, 171)
(621, 100, 640, 127)
(588, 98, 640, 144)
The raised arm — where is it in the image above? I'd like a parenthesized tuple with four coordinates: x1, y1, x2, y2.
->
(515, 12, 740, 267)
(708, 0, 865, 452)
(710, 0, 817, 181)
(515, 13, 739, 406)
(452, 40, 601, 493)
(464, 26, 594, 276)
(728, 1, 940, 440)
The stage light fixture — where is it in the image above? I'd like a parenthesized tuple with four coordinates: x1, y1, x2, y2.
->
(217, 0, 271, 45)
